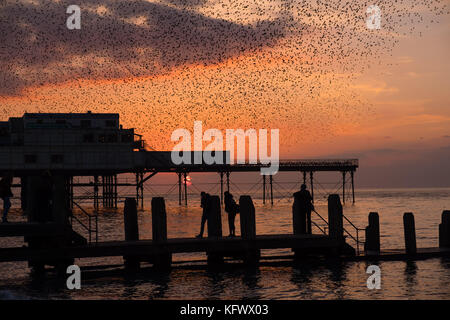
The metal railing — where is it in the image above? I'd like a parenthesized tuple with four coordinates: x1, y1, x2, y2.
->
(70, 200, 98, 243)
(311, 209, 365, 255)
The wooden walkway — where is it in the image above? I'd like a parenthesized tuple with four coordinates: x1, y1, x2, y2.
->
(0, 233, 342, 262)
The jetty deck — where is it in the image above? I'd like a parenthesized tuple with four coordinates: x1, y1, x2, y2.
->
(0, 234, 341, 262)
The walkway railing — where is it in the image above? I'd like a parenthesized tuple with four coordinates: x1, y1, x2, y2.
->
(70, 200, 98, 243)
(311, 209, 365, 255)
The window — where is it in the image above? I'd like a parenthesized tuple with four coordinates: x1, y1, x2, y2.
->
(105, 120, 116, 127)
(81, 120, 91, 128)
(24, 154, 37, 163)
(51, 154, 64, 164)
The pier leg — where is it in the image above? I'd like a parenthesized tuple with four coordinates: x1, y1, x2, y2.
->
(262, 175, 266, 204)
(303, 171, 306, 185)
(364, 212, 380, 255)
(342, 172, 346, 204)
(114, 174, 118, 209)
(269, 175, 273, 206)
(226, 171, 230, 192)
(206, 195, 223, 266)
(94, 175, 99, 210)
(20, 176, 27, 211)
(439, 210, 450, 248)
(220, 172, 224, 205)
(183, 172, 188, 206)
(403, 212, 417, 255)
(123, 198, 140, 271)
(292, 191, 307, 259)
(310, 171, 314, 203)
(239, 196, 260, 265)
(152, 197, 172, 270)
(351, 171, 355, 204)
(178, 172, 182, 206)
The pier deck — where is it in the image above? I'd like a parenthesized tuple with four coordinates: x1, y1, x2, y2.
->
(0, 234, 341, 262)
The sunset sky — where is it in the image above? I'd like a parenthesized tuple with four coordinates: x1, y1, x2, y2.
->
(1, 0, 449, 187)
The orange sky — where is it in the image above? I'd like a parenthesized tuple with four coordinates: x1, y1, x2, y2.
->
(1, 0, 449, 186)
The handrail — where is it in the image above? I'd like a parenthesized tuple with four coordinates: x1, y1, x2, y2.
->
(70, 200, 98, 243)
(312, 208, 364, 255)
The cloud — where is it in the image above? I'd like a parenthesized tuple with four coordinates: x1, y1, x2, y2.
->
(0, 0, 289, 96)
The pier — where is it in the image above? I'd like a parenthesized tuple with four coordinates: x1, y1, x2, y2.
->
(0, 112, 448, 276)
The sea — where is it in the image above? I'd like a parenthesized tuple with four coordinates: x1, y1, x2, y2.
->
(0, 178, 449, 300)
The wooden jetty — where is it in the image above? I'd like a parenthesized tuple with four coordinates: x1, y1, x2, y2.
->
(0, 194, 448, 274)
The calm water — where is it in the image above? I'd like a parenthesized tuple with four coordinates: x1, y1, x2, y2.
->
(0, 187, 449, 299)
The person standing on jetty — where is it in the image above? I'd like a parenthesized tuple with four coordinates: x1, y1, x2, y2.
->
(293, 184, 314, 234)
(196, 192, 210, 238)
(224, 191, 239, 237)
(0, 172, 13, 223)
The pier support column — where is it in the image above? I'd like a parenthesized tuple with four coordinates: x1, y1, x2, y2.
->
(177, 172, 182, 206)
(364, 212, 380, 255)
(351, 171, 355, 204)
(94, 175, 99, 210)
(220, 172, 224, 205)
(342, 172, 346, 204)
(20, 176, 27, 210)
(183, 172, 188, 206)
(152, 197, 172, 270)
(206, 195, 223, 266)
(123, 198, 140, 271)
(403, 212, 417, 255)
(303, 171, 306, 185)
(310, 171, 314, 203)
(262, 175, 266, 204)
(439, 210, 450, 248)
(226, 171, 230, 192)
(239, 196, 260, 265)
(269, 175, 273, 206)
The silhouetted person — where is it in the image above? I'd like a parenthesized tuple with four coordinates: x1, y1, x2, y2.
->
(196, 192, 210, 238)
(293, 184, 313, 234)
(0, 172, 13, 223)
(224, 191, 239, 237)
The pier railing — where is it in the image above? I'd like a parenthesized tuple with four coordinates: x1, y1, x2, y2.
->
(311, 209, 365, 254)
(70, 200, 98, 243)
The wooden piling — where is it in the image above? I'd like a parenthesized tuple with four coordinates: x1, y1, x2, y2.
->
(403, 212, 417, 255)
(439, 210, 450, 248)
(152, 197, 172, 269)
(292, 192, 306, 235)
(364, 212, 380, 255)
(239, 196, 260, 264)
(328, 194, 343, 239)
(123, 198, 140, 271)
(206, 195, 223, 265)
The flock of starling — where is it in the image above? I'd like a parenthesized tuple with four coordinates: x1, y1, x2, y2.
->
(0, 0, 448, 149)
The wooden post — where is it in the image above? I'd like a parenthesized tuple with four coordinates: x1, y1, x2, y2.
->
(328, 194, 343, 239)
(239, 196, 256, 240)
(269, 175, 273, 206)
(342, 171, 346, 204)
(206, 195, 223, 265)
(439, 210, 450, 248)
(178, 172, 182, 205)
(364, 212, 380, 255)
(292, 192, 306, 235)
(220, 172, 224, 205)
(403, 212, 417, 255)
(239, 196, 259, 264)
(124, 198, 140, 271)
(262, 175, 266, 204)
(152, 197, 172, 269)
